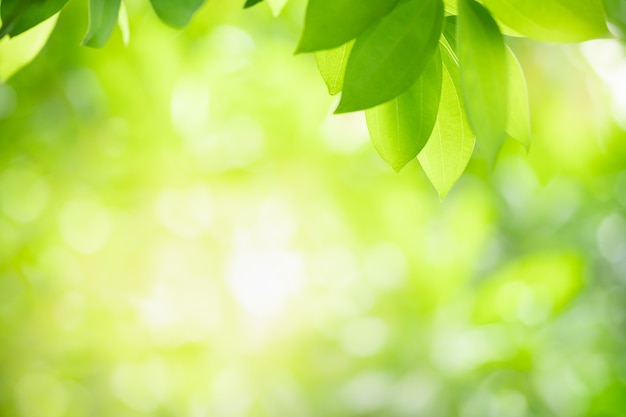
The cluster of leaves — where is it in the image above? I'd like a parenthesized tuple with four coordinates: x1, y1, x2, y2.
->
(0, 0, 619, 197)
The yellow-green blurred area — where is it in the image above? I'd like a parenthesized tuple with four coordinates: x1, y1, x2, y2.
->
(2, 1, 626, 416)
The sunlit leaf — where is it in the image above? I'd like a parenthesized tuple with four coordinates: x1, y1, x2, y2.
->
(314, 41, 354, 96)
(473, 252, 584, 324)
(0, 0, 68, 38)
(483, 0, 608, 42)
(506, 47, 530, 150)
(418, 40, 474, 199)
(457, 0, 507, 167)
(149, 0, 205, 28)
(365, 49, 442, 172)
(244, 0, 264, 8)
(118, 1, 130, 45)
(335, 0, 444, 114)
(297, 0, 400, 53)
(83, 0, 122, 48)
(0, 14, 58, 81)
(266, 0, 288, 16)
(444, 0, 458, 15)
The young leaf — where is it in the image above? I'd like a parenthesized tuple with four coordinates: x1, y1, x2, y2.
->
(314, 41, 354, 96)
(297, 0, 400, 53)
(505, 47, 530, 150)
(266, 0, 288, 16)
(149, 0, 205, 28)
(483, 0, 608, 42)
(335, 0, 444, 114)
(83, 0, 122, 48)
(418, 40, 474, 200)
(244, 0, 264, 8)
(0, 14, 58, 81)
(457, 0, 507, 167)
(0, 0, 69, 38)
(365, 49, 442, 172)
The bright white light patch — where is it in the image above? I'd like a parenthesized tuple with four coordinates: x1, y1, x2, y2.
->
(227, 236, 304, 319)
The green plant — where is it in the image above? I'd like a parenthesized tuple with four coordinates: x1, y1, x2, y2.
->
(0, 0, 621, 197)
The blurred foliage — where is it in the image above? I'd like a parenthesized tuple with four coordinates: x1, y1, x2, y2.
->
(2, 1, 626, 417)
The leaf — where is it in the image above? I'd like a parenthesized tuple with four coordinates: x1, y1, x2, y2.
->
(482, 0, 608, 42)
(444, 0, 458, 14)
(505, 46, 530, 150)
(149, 0, 205, 28)
(83, 0, 122, 48)
(365, 49, 442, 172)
(244, 0, 264, 8)
(0, 14, 58, 81)
(297, 0, 400, 53)
(335, 0, 444, 114)
(457, 0, 507, 167)
(0, 0, 69, 38)
(314, 41, 354, 96)
(266, 0, 288, 16)
(118, 1, 130, 45)
(418, 40, 474, 200)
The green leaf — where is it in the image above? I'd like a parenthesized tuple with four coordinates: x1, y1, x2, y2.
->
(505, 46, 530, 150)
(314, 41, 354, 96)
(266, 0, 288, 16)
(297, 0, 400, 53)
(0, 0, 69, 38)
(335, 0, 444, 114)
(0, 14, 58, 81)
(365, 49, 442, 172)
(444, 0, 458, 14)
(83, 0, 122, 48)
(149, 0, 205, 28)
(482, 0, 608, 42)
(457, 0, 507, 167)
(244, 0, 264, 8)
(418, 40, 474, 200)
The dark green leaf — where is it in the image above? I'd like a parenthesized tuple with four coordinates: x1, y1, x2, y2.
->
(0, 0, 69, 38)
(365, 49, 442, 172)
(483, 0, 608, 42)
(244, 0, 264, 8)
(297, 0, 400, 53)
(314, 41, 354, 96)
(335, 0, 444, 114)
(83, 0, 122, 48)
(149, 0, 205, 28)
(418, 39, 474, 200)
(457, 0, 507, 167)
(505, 46, 530, 150)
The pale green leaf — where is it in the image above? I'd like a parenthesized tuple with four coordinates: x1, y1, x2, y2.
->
(118, 1, 130, 45)
(457, 0, 507, 167)
(0, 14, 58, 81)
(505, 46, 530, 150)
(266, 0, 288, 16)
(297, 0, 399, 52)
(336, 0, 444, 114)
(83, 0, 122, 48)
(418, 40, 474, 200)
(483, 0, 608, 42)
(365, 50, 442, 172)
(149, 0, 205, 28)
(444, 0, 458, 14)
(0, 0, 68, 38)
(314, 41, 354, 96)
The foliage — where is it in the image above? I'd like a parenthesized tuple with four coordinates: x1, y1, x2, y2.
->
(2, 1, 626, 416)
(0, 0, 621, 196)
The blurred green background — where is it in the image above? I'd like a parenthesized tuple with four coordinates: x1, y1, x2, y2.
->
(2, 1, 626, 416)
